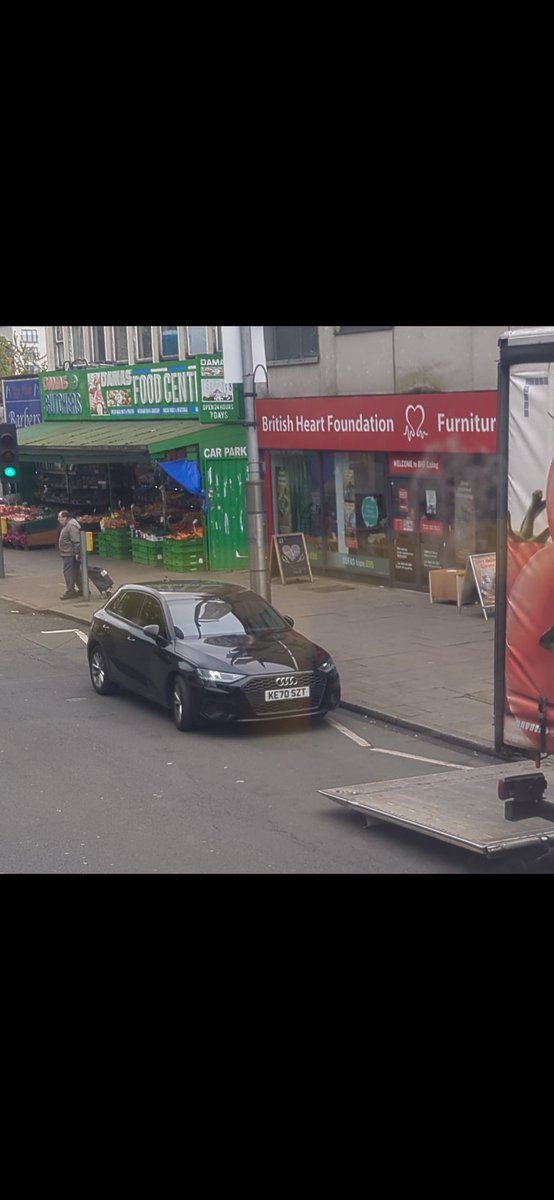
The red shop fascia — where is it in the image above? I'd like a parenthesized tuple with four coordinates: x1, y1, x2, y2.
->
(256, 390, 498, 584)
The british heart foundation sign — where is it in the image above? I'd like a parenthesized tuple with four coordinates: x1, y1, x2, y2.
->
(257, 392, 497, 454)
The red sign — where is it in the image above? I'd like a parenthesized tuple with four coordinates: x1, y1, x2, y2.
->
(420, 519, 444, 536)
(257, 391, 497, 453)
(388, 455, 442, 474)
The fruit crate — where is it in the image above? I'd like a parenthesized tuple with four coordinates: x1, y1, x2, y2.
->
(131, 539, 164, 566)
(162, 539, 206, 573)
(98, 529, 132, 559)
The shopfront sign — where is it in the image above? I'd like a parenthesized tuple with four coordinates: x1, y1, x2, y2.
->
(198, 355, 239, 422)
(2, 377, 42, 427)
(388, 455, 442, 474)
(257, 392, 497, 453)
(39, 354, 239, 422)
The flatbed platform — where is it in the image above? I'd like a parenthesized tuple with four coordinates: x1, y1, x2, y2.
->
(320, 759, 554, 858)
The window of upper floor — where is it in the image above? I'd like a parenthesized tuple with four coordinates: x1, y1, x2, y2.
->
(337, 326, 394, 334)
(113, 326, 128, 363)
(264, 326, 319, 364)
(135, 326, 153, 362)
(160, 326, 179, 359)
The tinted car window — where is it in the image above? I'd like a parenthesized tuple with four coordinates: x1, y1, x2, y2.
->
(137, 595, 167, 637)
(111, 590, 144, 623)
(166, 593, 287, 639)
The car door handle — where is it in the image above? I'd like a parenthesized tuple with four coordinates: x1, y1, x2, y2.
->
(127, 636, 136, 642)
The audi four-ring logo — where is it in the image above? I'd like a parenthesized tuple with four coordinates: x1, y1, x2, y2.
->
(276, 676, 298, 687)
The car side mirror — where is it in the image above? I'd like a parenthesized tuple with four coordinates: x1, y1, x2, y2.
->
(143, 624, 160, 639)
(283, 614, 294, 628)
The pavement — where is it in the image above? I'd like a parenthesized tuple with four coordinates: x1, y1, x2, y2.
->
(0, 544, 497, 755)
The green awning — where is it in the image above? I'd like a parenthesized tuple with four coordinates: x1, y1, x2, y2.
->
(16, 419, 217, 464)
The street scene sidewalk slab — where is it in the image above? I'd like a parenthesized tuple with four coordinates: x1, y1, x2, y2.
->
(0, 545, 496, 753)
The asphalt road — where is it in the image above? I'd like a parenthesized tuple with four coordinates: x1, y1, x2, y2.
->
(0, 598, 534, 874)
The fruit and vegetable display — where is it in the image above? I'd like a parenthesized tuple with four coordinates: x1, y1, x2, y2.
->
(1, 504, 58, 547)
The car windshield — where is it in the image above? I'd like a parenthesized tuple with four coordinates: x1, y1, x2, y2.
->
(166, 593, 288, 639)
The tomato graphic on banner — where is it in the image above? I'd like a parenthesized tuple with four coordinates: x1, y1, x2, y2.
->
(503, 362, 554, 752)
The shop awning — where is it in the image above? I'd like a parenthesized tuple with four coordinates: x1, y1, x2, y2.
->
(15, 419, 219, 465)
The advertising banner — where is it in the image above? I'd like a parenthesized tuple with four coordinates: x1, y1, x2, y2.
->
(502, 362, 554, 754)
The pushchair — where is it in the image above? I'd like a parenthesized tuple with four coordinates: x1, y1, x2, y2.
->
(87, 564, 115, 597)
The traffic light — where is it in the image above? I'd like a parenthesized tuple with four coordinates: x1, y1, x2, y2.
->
(0, 423, 20, 487)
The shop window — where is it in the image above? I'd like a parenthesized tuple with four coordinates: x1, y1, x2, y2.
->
(272, 451, 324, 568)
(323, 451, 389, 577)
(264, 326, 319, 364)
(135, 326, 153, 361)
(187, 326, 207, 355)
(113, 326, 128, 363)
(160, 326, 179, 359)
(92, 326, 106, 362)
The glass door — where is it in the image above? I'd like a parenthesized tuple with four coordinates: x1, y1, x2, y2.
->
(390, 475, 446, 588)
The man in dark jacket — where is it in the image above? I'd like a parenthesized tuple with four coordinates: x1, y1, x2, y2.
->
(57, 511, 83, 598)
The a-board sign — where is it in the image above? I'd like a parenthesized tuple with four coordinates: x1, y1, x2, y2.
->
(270, 533, 313, 584)
(459, 552, 496, 620)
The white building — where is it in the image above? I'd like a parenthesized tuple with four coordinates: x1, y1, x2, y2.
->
(0, 325, 47, 368)
(44, 325, 220, 370)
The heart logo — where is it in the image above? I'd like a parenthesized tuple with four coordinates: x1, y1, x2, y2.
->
(404, 404, 428, 442)
(282, 544, 301, 562)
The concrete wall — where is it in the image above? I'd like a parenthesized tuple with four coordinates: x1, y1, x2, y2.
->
(264, 326, 514, 397)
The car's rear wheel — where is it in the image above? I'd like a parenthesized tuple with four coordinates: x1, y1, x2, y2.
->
(89, 644, 116, 696)
(172, 676, 194, 731)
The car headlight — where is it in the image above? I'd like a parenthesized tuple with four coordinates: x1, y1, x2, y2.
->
(319, 658, 336, 673)
(196, 668, 245, 683)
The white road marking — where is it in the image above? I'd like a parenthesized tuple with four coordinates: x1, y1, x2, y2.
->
(41, 628, 88, 644)
(369, 747, 471, 771)
(326, 717, 373, 748)
(327, 716, 471, 770)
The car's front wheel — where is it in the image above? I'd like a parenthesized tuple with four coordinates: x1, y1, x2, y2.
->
(89, 644, 116, 695)
(172, 676, 194, 731)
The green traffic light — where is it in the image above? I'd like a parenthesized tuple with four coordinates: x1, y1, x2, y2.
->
(2, 466, 17, 478)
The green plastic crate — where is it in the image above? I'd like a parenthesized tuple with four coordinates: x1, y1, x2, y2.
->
(131, 540, 164, 566)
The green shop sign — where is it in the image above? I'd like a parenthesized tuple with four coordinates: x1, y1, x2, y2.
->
(197, 354, 239, 422)
(39, 354, 239, 423)
(40, 368, 90, 420)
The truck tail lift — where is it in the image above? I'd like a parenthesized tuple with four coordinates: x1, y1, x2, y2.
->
(320, 759, 554, 866)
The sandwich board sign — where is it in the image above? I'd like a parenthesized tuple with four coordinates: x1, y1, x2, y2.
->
(270, 533, 313, 584)
(459, 552, 496, 620)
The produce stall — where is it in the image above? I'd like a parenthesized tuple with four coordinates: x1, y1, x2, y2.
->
(0, 504, 58, 550)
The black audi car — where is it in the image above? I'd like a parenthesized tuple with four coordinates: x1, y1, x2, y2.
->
(87, 580, 341, 731)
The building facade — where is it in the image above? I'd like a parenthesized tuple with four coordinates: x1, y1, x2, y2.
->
(39, 325, 528, 590)
(44, 326, 221, 370)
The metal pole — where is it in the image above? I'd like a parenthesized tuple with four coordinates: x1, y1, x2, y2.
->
(240, 326, 271, 602)
(79, 529, 90, 600)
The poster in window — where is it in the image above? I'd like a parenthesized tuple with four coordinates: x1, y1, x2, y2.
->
(454, 480, 476, 563)
(277, 469, 291, 533)
(343, 469, 358, 550)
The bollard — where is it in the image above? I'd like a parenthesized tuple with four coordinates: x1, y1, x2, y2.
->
(79, 530, 90, 600)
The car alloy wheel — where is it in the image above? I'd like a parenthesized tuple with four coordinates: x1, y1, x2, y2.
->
(89, 645, 115, 696)
(172, 676, 194, 731)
